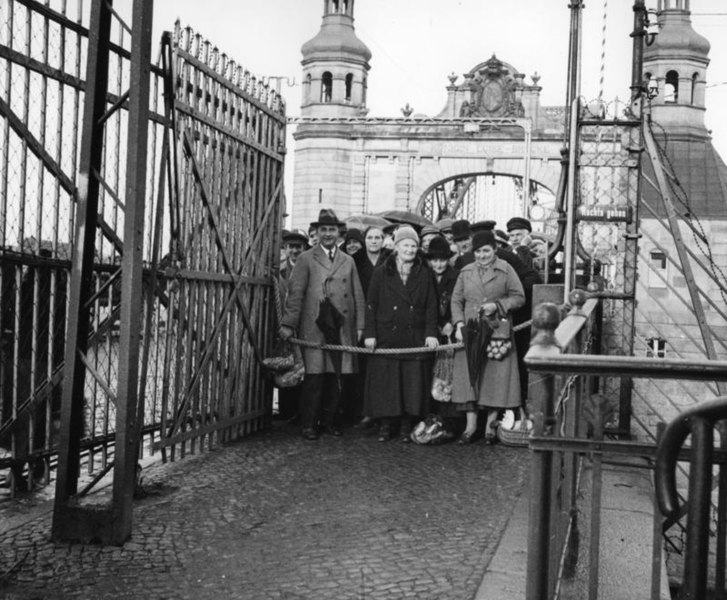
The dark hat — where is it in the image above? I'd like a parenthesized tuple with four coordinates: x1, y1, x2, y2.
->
(494, 229, 510, 246)
(472, 230, 497, 252)
(451, 219, 472, 241)
(471, 220, 497, 233)
(283, 228, 309, 245)
(344, 229, 364, 245)
(310, 208, 345, 228)
(506, 217, 532, 233)
(425, 236, 454, 259)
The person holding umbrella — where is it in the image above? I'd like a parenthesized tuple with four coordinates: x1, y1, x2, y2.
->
(362, 226, 440, 442)
(451, 230, 525, 444)
(280, 209, 366, 440)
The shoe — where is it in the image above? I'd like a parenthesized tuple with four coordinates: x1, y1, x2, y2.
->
(377, 425, 390, 442)
(356, 416, 375, 429)
(458, 431, 476, 445)
(484, 420, 499, 444)
(399, 419, 412, 443)
(323, 425, 343, 437)
(302, 428, 319, 441)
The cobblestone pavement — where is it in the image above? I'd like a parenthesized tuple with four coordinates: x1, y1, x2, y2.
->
(0, 423, 528, 600)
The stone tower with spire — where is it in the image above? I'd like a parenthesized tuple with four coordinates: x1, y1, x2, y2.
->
(292, 0, 372, 225)
(633, 0, 727, 434)
(642, 0, 727, 218)
(643, 0, 711, 138)
(300, 0, 371, 118)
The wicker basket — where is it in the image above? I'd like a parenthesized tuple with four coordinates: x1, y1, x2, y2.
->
(496, 421, 532, 447)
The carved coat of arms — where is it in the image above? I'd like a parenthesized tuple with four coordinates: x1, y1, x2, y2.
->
(460, 55, 525, 118)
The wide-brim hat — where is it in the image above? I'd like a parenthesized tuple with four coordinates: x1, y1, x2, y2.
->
(425, 236, 454, 259)
(451, 219, 472, 241)
(310, 208, 345, 228)
(506, 217, 532, 233)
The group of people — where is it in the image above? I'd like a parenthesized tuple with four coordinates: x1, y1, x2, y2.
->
(277, 208, 543, 444)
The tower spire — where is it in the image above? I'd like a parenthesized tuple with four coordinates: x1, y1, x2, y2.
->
(300, 0, 371, 117)
(643, 0, 710, 137)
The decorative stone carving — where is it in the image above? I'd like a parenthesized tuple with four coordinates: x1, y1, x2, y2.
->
(459, 55, 525, 118)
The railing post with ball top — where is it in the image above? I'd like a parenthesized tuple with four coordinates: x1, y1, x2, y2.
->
(526, 302, 562, 599)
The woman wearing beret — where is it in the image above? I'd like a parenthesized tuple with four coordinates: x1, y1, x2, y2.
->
(363, 226, 439, 442)
(451, 230, 525, 443)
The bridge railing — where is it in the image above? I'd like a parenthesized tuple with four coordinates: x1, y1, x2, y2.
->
(524, 293, 727, 599)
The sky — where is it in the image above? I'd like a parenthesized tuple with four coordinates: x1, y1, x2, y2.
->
(115, 0, 727, 187)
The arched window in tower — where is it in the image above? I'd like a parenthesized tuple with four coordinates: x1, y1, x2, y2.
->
(664, 70, 679, 103)
(345, 74, 353, 102)
(321, 71, 333, 103)
(331, 0, 339, 13)
(362, 76, 367, 105)
(691, 72, 699, 104)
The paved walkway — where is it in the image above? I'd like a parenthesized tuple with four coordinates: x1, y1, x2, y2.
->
(1, 423, 529, 600)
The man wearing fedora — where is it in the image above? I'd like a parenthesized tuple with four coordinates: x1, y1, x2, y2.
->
(280, 209, 366, 440)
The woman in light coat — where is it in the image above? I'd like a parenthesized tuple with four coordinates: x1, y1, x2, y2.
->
(451, 230, 525, 443)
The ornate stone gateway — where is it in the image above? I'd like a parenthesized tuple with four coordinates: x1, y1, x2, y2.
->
(292, 54, 566, 232)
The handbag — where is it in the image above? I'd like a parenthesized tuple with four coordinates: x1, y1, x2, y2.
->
(274, 343, 305, 388)
(431, 348, 455, 402)
(486, 316, 512, 361)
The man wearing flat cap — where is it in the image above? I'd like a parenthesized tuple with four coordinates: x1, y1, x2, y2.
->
(280, 209, 366, 440)
(506, 217, 537, 270)
(277, 229, 309, 422)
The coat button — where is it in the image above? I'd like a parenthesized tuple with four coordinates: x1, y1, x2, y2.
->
(344, 294, 348, 298)
(393, 306, 398, 310)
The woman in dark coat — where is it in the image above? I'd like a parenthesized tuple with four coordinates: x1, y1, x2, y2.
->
(363, 226, 439, 442)
(425, 236, 462, 431)
(451, 230, 525, 444)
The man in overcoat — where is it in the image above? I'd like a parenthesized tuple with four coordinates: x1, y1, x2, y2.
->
(280, 209, 366, 440)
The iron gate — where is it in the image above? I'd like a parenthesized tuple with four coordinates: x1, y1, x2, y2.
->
(0, 0, 285, 507)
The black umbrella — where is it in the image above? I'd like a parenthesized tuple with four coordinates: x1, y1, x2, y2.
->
(375, 210, 433, 232)
(461, 312, 493, 400)
(315, 280, 345, 390)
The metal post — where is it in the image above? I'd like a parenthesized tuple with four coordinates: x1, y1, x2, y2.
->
(682, 417, 712, 600)
(111, 0, 154, 544)
(52, 0, 112, 541)
(526, 302, 563, 600)
(563, 99, 579, 300)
